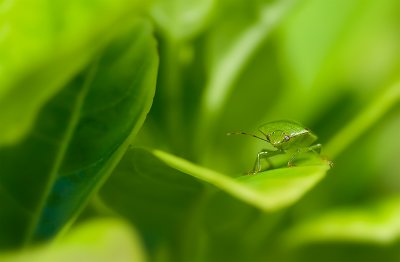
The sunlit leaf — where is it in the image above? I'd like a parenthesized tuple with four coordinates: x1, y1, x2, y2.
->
(0, 219, 147, 262)
(153, 149, 330, 211)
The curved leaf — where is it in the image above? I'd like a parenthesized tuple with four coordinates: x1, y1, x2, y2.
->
(153, 149, 330, 211)
(0, 20, 158, 248)
(0, 219, 147, 262)
(99, 147, 330, 260)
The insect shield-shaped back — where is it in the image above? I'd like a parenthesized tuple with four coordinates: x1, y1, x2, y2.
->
(265, 130, 290, 149)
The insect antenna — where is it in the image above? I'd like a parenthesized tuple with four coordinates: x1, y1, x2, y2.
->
(226, 131, 268, 142)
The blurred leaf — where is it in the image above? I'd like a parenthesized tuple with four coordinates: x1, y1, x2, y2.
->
(0, 20, 158, 248)
(201, 0, 294, 116)
(151, 0, 215, 40)
(273, 0, 400, 123)
(99, 148, 204, 261)
(283, 196, 400, 247)
(0, 0, 147, 146)
(279, 0, 360, 89)
(325, 81, 400, 158)
(198, 0, 295, 143)
(0, 218, 147, 262)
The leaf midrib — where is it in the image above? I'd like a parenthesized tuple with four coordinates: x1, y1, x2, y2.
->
(23, 61, 99, 245)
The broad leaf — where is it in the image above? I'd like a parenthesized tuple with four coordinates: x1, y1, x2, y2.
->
(0, 20, 158, 248)
(0, 219, 147, 262)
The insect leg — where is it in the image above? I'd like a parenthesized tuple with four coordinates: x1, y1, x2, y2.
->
(308, 143, 322, 154)
(288, 144, 323, 167)
(250, 149, 283, 174)
(307, 144, 333, 167)
(287, 149, 301, 167)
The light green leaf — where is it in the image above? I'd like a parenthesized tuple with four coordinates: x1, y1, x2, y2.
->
(153, 149, 330, 211)
(0, 20, 158, 248)
(282, 196, 400, 247)
(0, 0, 147, 146)
(272, 0, 400, 123)
(0, 218, 147, 262)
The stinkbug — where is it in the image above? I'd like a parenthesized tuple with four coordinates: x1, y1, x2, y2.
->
(227, 120, 323, 174)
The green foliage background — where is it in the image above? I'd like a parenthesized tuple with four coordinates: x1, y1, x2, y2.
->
(1, 0, 400, 261)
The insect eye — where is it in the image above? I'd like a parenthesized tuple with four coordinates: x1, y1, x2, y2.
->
(284, 135, 290, 142)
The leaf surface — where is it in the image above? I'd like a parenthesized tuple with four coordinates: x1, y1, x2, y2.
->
(153, 149, 330, 211)
(0, 20, 158, 248)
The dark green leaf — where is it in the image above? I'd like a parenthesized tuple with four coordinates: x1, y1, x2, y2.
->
(0, 20, 158, 248)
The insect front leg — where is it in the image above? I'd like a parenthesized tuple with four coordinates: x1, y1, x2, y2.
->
(250, 149, 283, 174)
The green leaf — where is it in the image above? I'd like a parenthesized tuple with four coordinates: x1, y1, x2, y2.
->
(101, 147, 330, 215)
(0, 0, 147, 146)
(99, 148, 329, 260)
(0, 20, 158, 248)
(0, 218, 147, 262)
(152, 149, 330, 211)
(282, 196, 400, 247)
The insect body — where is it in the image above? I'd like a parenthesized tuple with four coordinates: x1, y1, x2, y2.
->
(227, 120, 322, 174)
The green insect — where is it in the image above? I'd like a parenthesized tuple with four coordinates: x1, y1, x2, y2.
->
(227, 120, 322, 174)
